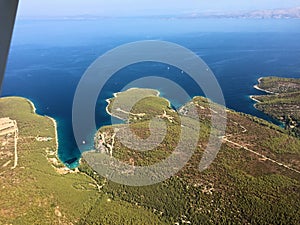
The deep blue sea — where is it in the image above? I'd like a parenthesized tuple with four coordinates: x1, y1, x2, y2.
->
(2, 18, 300, 167)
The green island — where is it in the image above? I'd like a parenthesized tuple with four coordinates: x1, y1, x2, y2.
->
(251, 76, 300, 137)
(1, 89, 300, 224)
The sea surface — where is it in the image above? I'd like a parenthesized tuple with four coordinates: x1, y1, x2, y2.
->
(2, 18, 300, 167)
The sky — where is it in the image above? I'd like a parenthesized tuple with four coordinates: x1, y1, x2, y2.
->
(18, 0, 300, 18)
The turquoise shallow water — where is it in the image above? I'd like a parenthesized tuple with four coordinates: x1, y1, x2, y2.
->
(2, 18, 300, 166)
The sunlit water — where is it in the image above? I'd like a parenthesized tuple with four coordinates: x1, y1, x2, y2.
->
(2, 18, 300, 166)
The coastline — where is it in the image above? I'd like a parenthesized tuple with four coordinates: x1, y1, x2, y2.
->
(250, 77, 276, 106)
(253, 77, 275, 94)
(26, 98, 37, 114)
(25, 98, 78, 172)
(46, 116, 59, 151)
(26, 98, 59, 154)
(249, 95, 261, 103)
(250, 78, 287, 128)
(105, 98, 125, 121)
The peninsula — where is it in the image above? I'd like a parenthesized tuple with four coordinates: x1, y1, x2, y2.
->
(251, 76, 300, 137)
(83, 87, 300, 224)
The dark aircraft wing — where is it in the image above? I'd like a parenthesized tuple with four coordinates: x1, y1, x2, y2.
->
(0, 0, 19, 93)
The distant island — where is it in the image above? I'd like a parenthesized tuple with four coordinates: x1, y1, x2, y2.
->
(251, 76, 300, 137)
(38, 7, 300, 20)
(182, 7, 300, 19)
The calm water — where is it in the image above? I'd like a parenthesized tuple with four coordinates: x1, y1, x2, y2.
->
(2, 18, 300, 166)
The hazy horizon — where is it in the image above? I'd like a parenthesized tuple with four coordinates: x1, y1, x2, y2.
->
(18, 0, 300, 19)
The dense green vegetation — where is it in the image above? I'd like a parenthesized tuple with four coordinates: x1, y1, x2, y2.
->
(106, 88, 160, 121)
(0, 97, 165, 225)
(253, 76, 300, 137)
(82, 89, 300, 224)
(1, 90, 299, 224)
